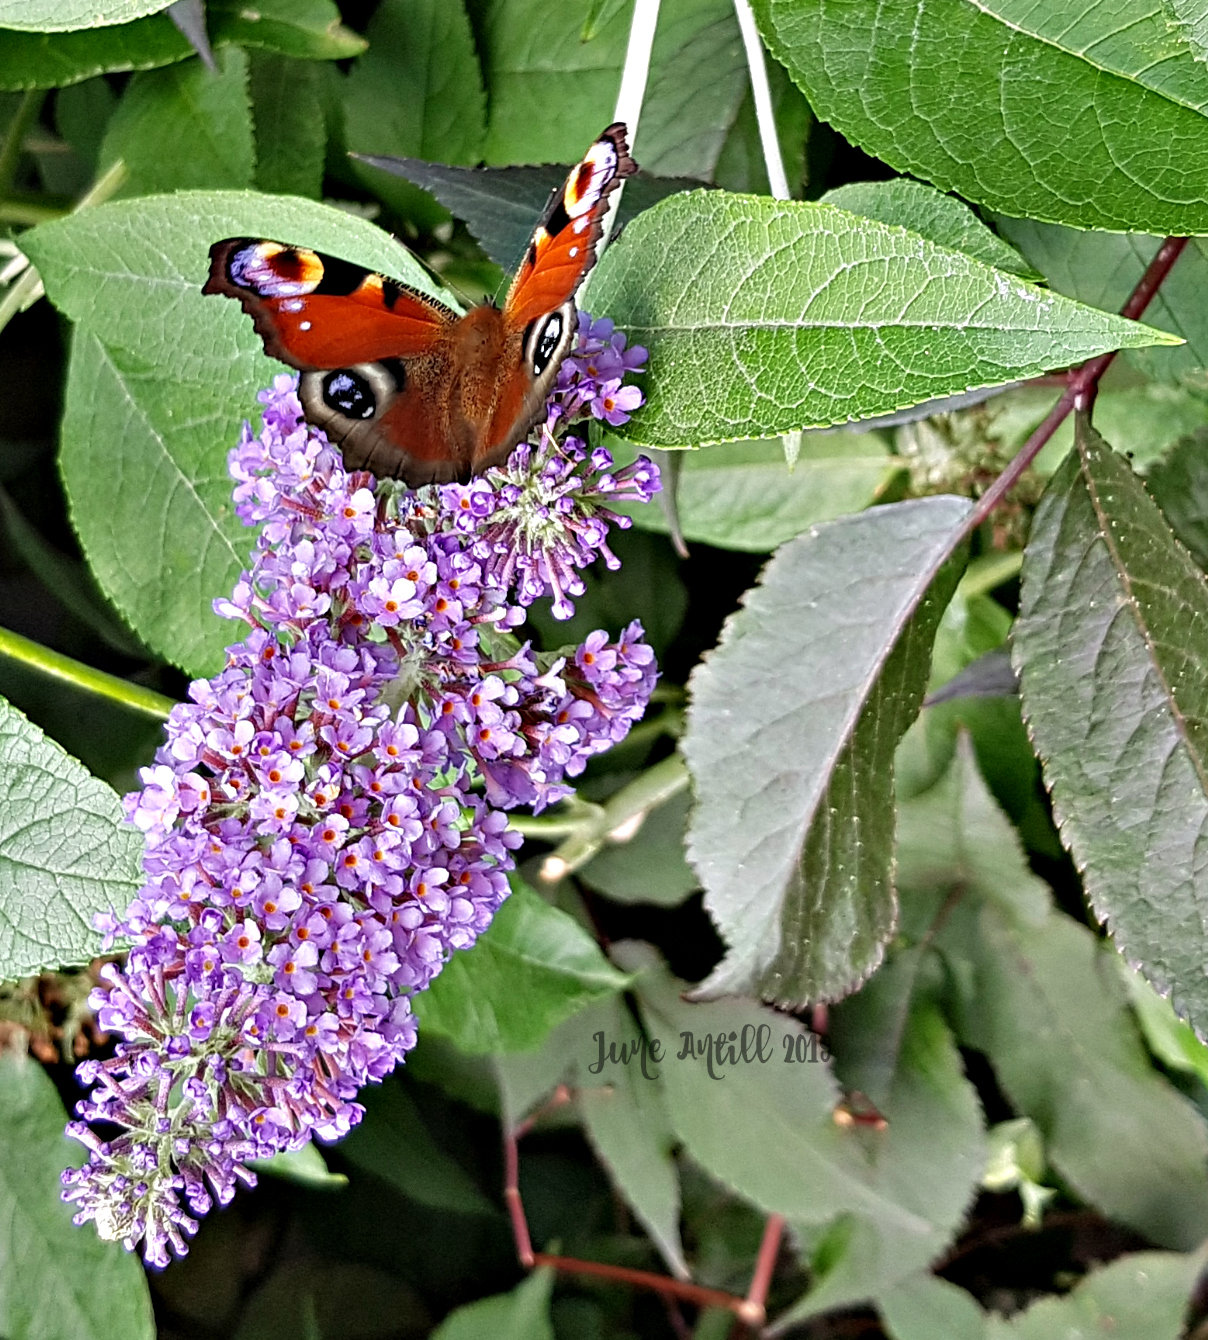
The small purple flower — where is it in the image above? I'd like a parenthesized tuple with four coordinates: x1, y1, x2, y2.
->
(63, 313, 659, 1265)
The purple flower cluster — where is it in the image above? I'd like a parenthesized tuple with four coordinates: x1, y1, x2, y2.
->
(62, 314, 659, 1266)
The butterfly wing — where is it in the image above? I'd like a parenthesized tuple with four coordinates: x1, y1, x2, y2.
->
(205, 239, 465, 484)
(502, 123, 635, 326)
(474, 123, 635, 474)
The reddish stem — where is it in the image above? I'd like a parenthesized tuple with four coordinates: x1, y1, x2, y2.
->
(503, 1088, 779, 1327)
(963, 234, 1188, 536)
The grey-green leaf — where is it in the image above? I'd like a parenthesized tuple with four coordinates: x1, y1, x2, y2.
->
(753, 0, 1208, 233)
(0, 1053, 154, 1340)
(685, 496, 971, 1006)
(24, 191, 437, 675)
(954, 907, 1208, 1248)
(610, 433, 894, 552)
(430, 1269, 554, 1340)
(0, 0, 167, 30)
(984, 1249, 1206, 1339)
(1014, 418, 1208, 1035)
(0, 697, 140, 979)
(413, 881, 630, 1053)
(98, 46, 254, 196)
(586, 191, 1178, 448)
(821, 180, 1037, 280)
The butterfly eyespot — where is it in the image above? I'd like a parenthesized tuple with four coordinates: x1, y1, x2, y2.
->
(322, 369, 378, 420)
(529, 310, 566, 376)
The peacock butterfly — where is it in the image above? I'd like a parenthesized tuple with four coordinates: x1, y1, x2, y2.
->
(205, 124, 635, 486)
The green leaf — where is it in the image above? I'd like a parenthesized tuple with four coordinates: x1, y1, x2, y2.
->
(475, 0, 629, 164)
(580, 787, 698, 908)
(24, 191, 436, 675)
(996, 223, 1208, 384)
(0, 0, 362, 91)
(1013, 418, 1208, 1036)
(586, 191, 1178, 449)
(99, 45, 255, 196)
(414, 881, 631, 1053)
(781, 968, 984, 1321)
(577, 996, 688, 1277)
(753, 0, 1208, 233)
(430, 1267, 554, 1340)
(476, 0, 746, 177)
(984, 1248, 1207, 1340)
(632, 0, 748, 180)
(820, 180, 1038, 280)
(343, 0, 486, 227)
(249, 53, 325, 198)
(879, 1275, 987, 1340)
(950, 906, 1208, 1249)
(212, 0, 364, 61)
(610, 433, 894, 552)
(628, 949, 982, 1314)
(340, 1080, 495, 1216)
(1121, 961, 1208, 1090)
(685, 496, 970, 1007)
(1147, 428, 1208, 570)
(0, 0, 167, 30)
(895, 734, 1049, 932)
(0, 1053, 154, 1340)
(57, 329, 248, 676)
(0, 16, 191, 91)
(0, 696, 140, 978)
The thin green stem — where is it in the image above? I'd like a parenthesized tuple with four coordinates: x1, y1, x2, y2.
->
(0, 625, 174, 721)
(0, 90, 45, 202)
(0, 262, 43, 336)
(539, 752, 689, 880)
(0, 199, 62, 226)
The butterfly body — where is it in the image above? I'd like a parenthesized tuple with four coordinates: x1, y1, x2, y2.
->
(205, 125, 634, 485)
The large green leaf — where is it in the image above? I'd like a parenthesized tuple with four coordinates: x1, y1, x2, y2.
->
(626, 950, 982, 1318)
(1013, 418, 1208, 1035)
(474, 0, 747, 178)
(414, 881, 630, 1053)
(0, 0, 166, 30)
(753, 0, 1208, 232)
(99, 46, 255, 196)
(610, 433, 894, 552)
(24, 191, 436, 675)
(685, 496, 970, 1007)
(996, 222, 1208, 383)
(344, 0, 485, 226)
(984, 1248, 1207, 1339)
(0, 1054, 153, 1340)
(586, 191, 1178, 449)
(948, 905, 1208, 1248)
(0, 696, 140, 979)
(249, 52, 325, 198)
(0, 0, 362, 91)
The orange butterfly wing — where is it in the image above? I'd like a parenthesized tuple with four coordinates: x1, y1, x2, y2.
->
(205, 124, 636, 486)
(502, 123, 635, 327)
(204, 239, 455, 367)
(479, 123, 636, 467)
